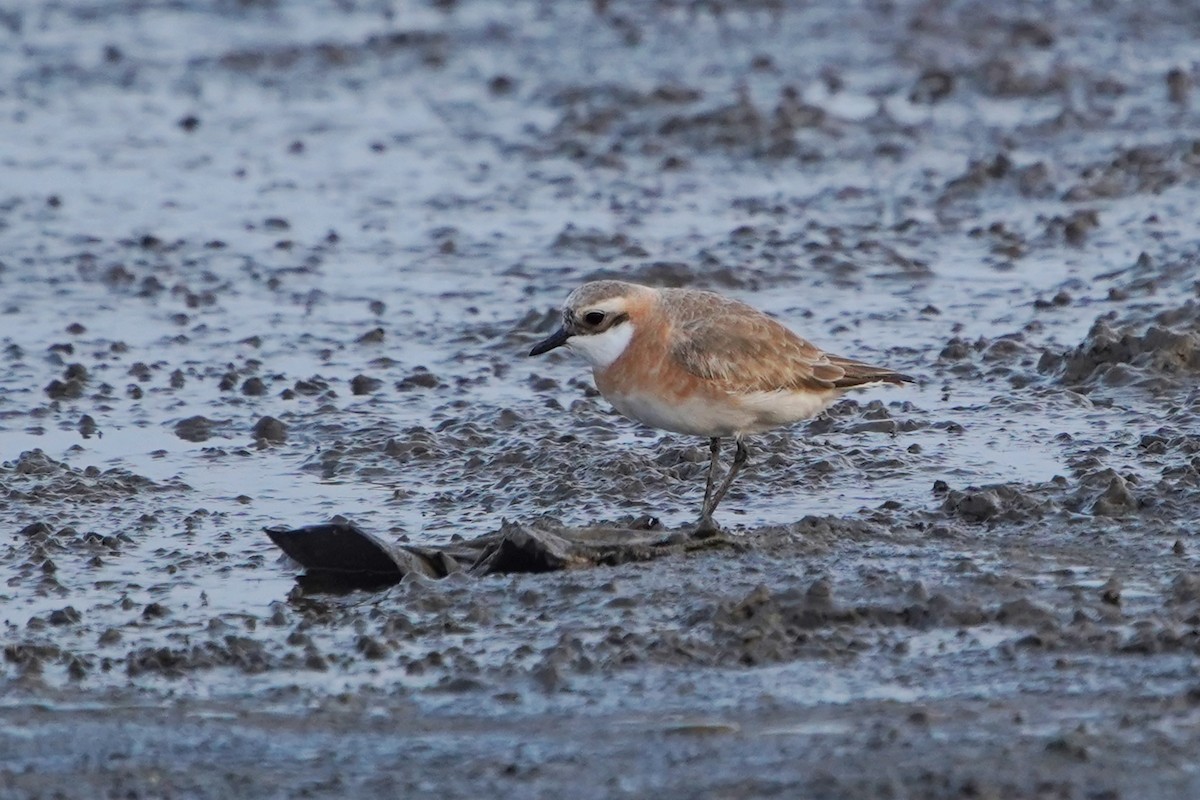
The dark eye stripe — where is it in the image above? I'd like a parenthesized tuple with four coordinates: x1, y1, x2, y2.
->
(569, 310, 628, 333)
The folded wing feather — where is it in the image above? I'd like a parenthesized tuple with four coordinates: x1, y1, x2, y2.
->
(666, 292, 911, 393)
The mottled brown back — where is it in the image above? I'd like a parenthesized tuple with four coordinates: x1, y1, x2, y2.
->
(662, 288, 912, 393)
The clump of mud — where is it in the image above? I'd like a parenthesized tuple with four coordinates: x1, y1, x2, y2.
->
(1042, 306, 1200, 391)
(3, 449, 181, 504)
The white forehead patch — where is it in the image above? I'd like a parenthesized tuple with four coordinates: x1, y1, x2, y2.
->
(567, 321, 634, 369)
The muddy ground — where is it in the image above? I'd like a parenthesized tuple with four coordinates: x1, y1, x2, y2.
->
(3, 0, 1200, 797)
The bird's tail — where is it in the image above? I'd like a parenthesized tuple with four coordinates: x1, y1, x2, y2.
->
(826, 355, 916, 388)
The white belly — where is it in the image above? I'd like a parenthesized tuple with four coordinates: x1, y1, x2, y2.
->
(737, 389, 840, 430)
(604, 388, 838, 438)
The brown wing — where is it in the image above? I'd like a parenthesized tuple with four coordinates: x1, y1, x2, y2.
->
(823, 354, 914, 388)
(665, 290, 911, 392)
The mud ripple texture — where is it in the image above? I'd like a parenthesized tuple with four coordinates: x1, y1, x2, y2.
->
(3, 0, 1200, 797)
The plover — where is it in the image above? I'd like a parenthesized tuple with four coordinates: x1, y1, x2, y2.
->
(529, 280, 913, 532)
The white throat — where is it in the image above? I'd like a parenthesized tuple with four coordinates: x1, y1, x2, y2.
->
(567, 322, 634, 369)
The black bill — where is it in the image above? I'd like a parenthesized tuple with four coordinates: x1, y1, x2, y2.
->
(529, 326, 570, 356)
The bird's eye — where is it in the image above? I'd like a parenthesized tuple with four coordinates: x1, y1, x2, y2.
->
(583, 311, 606, 326)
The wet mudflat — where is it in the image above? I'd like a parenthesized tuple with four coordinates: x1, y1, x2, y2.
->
(3, 0, 1200, 796)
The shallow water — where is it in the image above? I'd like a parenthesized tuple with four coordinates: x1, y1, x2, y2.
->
(4, 0, 1200, 796)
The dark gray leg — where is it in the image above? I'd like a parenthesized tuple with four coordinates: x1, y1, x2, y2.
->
(696, 438, 748, 534)
(702, 437, 721, 510)
(704, 438, 748, 518)
(696, 437, 723, 534)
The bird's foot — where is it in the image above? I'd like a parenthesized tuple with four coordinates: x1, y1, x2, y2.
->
(692, 514, 723, 539)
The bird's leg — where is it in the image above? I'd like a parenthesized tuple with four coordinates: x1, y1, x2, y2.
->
(702, 437, 722, 511)
(703, 438, 749, 520)
(696, 437, 723, 535)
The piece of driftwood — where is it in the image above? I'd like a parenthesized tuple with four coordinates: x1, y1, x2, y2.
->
(266, 517, 740, 590)
(265, 523, 444, 579)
